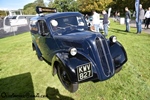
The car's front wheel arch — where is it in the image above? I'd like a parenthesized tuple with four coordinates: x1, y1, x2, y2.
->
(56, 63, 78, 93)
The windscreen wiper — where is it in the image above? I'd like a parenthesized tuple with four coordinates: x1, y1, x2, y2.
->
(65, 23, 77, 27)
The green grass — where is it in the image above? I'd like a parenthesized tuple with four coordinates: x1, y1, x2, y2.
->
(0, 21, 150, 100)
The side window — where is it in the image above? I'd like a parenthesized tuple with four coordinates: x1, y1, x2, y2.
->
(38, 20, 49, 36)
(77, 16, 85, 26)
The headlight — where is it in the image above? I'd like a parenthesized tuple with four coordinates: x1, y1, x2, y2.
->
(70, 48, 77, 56)
(109, 36, 117, 43)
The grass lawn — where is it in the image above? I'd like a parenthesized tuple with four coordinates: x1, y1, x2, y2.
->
(0, 21, 150, 100)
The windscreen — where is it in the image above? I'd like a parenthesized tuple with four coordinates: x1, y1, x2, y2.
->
(50, 16, 86, 34)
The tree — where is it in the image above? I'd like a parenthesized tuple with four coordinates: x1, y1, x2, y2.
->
(48, 0, 78, 12)
(77, 0, 113, 13)
(34, 0, 45, 7)
(23, 0, 45, 15)
(23, 7, 36, 15)
(67, 0, 78, 11)
(48, 0, 62, 12)
(48, 0, 54, 8)
(110, 0, 149, 15)
(23, 3, 36, 15)
(23, 3, 35, 10)
(140, 0, 150, 9)
(97, 0, 114, 9)
(0, 10, 6, 17)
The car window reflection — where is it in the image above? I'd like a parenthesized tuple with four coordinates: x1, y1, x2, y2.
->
(50, 16, 86, 34)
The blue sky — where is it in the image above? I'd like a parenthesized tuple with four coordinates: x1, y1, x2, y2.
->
(0, 0, 49, 10)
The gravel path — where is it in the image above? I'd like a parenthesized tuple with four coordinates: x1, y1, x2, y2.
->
(130, 20, 150, 34)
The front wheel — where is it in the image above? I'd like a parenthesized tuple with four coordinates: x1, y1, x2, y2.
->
(57, 64, 78, 93)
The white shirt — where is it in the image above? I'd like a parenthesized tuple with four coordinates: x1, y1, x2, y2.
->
(144, 10, 150, 18)
(92, 12, 100, 24)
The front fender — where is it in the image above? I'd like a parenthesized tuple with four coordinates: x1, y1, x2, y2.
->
(109, 41, 127, 70)
(52, 52, 96, 83)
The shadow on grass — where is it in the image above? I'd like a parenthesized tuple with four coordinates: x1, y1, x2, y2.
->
(43, 59, 74, 100)
(109, 28, 136, 35)
(110, 28, 150, 37)
(46, 87, 74, 100)
(0, 72, 35, 100)
(110, 28, 131, 35)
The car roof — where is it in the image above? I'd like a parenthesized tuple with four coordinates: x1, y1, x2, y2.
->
(45, 12, 82, 18)
(31, 12, 83, 21)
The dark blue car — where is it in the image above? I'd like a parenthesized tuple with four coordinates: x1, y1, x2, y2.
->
(30, 7, 127, 93)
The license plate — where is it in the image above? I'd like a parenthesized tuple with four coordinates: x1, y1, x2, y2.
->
(77, 63, 93, 81)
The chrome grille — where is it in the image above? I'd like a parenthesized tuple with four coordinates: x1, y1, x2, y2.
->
(95, 37, 110, 76)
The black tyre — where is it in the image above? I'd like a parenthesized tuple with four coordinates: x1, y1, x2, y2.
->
(115, 67, 122, 73)
(36, 50, 43, 61)
(57, 64, 78, 93)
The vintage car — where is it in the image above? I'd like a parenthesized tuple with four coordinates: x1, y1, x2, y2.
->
(30, 7, 127, 93)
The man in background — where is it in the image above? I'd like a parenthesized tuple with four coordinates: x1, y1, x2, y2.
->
(102, 10, 108, 36)
(125, 7, 131, 32)
(92, 11, 100, 32)
(144, 7, 150, 29)
(136, 4, 145, 34)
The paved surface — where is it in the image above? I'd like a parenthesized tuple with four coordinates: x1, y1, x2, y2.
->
(130, 20, 150, 34)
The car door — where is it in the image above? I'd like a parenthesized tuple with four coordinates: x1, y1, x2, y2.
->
(37, 20, 59, 62)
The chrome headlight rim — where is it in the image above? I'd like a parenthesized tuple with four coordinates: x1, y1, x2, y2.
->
(109, 36, 117, 43)
(69, 47, 77, 56)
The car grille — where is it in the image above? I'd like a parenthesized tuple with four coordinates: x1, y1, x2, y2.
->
(95, 37, 111, 77)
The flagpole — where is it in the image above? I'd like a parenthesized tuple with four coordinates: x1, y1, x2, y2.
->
(135, 0, 140, 23)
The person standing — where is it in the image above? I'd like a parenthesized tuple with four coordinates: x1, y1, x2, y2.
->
(92, 11, 100, 32)
(125, 7, 131, 32)
(114, 11, 118, 22)
(136, 4, 145, 34)
(144, 7, 150, 29)
(102, 10, 108, 36)
(144, 9, 148, 28)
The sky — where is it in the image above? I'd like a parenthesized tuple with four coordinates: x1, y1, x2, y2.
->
(0, 0, 49, 10)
